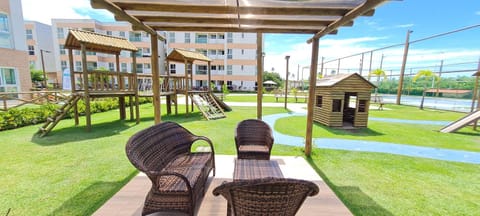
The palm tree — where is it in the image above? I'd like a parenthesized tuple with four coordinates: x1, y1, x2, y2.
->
(368, 68, 386, 102)
(413, 69, 440, 109)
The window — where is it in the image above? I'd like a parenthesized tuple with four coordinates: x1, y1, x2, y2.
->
(241, 49, 244, 55)
(332, 99, 342, 112)
(209, 50, 217, 55)
(119, 31, 125, 38)
(184, 33, 190, 43)
(86, 62, 97, 70)
(196, 65, 207, 75)
(108, 63, 115, 71)
(129, 32, 142, 42)
(28, 46, 35, 55)
(26, 29, 33, 40)
(241, 65, 244, 71)
(59, 45, 66, 55)
(106, 31, 112, 36)
(358, 100, 367, 112)
(241, 33, 245, 38)
(74, 50, 80, 55)
(75, 61, 82, 71)
(218, 50, 225, 55)
(142, 47, 151, 55)
(209, 34, 216, 39)
(136, 64, 143, 73)
(0, 14, 11, 48)
(61, 61, 68, 71)
(227, 65, 233, 75)
(195, 34, 207, 43)
(316, 96, 323, 107)
(144, 63, 151, 69)
(211, 65, 217, 71)
(121, 63, 127, 72)
(218, 33, 225, 39)
(169, 32, 175, 43)
(196, 49, 207, 56)
(56, 27, 64, 39)
(170, 64, 176, 74)
(227, 49, 233, 59)
(1, 68, 16, 85)
(218, 65, 224, 71)
(227, 32, 233, 43)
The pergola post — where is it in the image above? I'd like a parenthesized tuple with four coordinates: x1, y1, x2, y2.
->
(208, 61, 211, 92)
(305, 37, 320, 157)
(256, 33, 263, 119)
(132, 51, 140, 123)
(151, 34, 161, 124)
(185, 59, 189, 115)
(284, 55, 290, 109)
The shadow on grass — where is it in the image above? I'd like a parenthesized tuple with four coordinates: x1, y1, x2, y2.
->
(48, 171, 138, 216)
(305, 156, 393, 216)
(314, 122, 384, 137)
(31, 112, 206, 146)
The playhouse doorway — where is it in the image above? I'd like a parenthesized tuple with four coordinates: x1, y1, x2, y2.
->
(343, 92, 357, 126)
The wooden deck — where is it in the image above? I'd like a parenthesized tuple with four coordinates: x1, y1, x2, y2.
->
(93, 155, 352, 216)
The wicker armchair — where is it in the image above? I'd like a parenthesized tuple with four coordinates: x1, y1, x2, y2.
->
(235, 119, 274, 160)
(126, 121, 215, 216)
(212, 178, 319, 216)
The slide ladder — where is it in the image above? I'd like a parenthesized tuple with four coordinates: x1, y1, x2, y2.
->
(440, 110, 480, 133)
(190, 92, 225, 120)
(37, 95, 81, 137)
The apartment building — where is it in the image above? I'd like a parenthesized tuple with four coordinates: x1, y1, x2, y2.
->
(167, 32, 259, 91)
(24, 21, 56, 86)
(50, 19, 166, 88)
(0, 0, 30, 94)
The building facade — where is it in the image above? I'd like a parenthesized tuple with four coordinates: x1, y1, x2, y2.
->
(50, 19, 166, 88)
(24, 21, 55, 87)
(167, 32, 259, 91)
(0, 0, 30, 94)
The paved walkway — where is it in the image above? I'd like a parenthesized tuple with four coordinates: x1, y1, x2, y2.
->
(226, 102, 480, 164)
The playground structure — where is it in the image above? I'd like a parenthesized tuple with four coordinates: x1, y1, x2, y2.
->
(37, 31, 226, 137)
(440, 110, 480, 133)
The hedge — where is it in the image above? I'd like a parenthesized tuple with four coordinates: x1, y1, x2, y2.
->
(0, 97, 152, 131)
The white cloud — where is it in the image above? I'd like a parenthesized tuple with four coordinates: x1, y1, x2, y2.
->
(395, 24, 414, 28)
(21, 0, 113, 25)
(476, 11, 480, 15)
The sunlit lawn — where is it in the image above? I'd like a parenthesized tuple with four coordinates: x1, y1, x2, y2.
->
(1, 97, 479, 215)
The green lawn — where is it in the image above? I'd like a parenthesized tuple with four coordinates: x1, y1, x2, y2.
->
(1, 100, 479, 215)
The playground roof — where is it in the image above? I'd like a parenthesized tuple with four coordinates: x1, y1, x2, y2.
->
(65, 29, 138, 54)
(90, 0, 387, 41)
(167, 48, 212, 63)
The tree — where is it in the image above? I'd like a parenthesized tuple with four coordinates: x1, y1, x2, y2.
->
(368, 68, 386, 102)
(30, 65, 45, 88)
(262, 71, 283, 87)
(413, 69, 440, 109)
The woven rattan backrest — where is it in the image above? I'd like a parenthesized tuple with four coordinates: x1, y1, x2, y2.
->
(235, 119, 273, 148)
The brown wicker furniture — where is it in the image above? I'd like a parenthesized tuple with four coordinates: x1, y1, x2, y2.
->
(235, 119, 274, 160)
(234, 159, 283, 181)
(126, 121, 215, 216)
(213, 178, 319, 216)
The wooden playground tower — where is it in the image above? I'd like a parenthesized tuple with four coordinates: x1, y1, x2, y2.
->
(38, 30, 224, 137)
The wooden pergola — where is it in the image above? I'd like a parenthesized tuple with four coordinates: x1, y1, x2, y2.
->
(90, 0, 389, 156)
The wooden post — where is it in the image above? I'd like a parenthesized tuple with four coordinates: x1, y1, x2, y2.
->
(151, 34, 161, 124)
(305, 37, 320, 157)
(185, 59, 189, 115)
(132, 51, 140, 123)
(68, 48, 79, 126)
(256, 33, 263, 119)
(208, 61, 211, 92)
(396, 30, 413, 105)
(117, 53, 126, 120)
(81, 43, 91, 131)
(284, 55, 290, 109)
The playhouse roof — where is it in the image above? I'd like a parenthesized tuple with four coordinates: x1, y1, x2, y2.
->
(65, 29, 138, 54)
(316, 73, 376, 88)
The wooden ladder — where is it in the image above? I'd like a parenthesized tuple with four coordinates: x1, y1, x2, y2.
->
(37, 95, 81, 137)
(190, 92, 225, 120)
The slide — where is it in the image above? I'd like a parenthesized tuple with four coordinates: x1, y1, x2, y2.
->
(211, 93, 232, 112)
(440, 110, 480, 133)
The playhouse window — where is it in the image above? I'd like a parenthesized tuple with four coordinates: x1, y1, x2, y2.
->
(316, 96, 323, 107)
(358, 100, 367, 112)
(332, 99, 342, 112)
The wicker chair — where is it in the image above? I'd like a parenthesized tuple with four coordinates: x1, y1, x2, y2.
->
(212, 178, 319, 216)
(235, 119, 274, 160)
(126, 121, 215, 216)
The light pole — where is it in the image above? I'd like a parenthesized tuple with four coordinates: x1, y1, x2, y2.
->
(396, 30, 413, 105)
(284, 55, 290, 109)
(40, 49, 51, 89)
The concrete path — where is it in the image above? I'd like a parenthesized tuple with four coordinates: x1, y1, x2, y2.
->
(226, 102, 480, 164)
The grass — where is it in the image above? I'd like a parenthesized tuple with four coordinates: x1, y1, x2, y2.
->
(1, 98, 479, 215)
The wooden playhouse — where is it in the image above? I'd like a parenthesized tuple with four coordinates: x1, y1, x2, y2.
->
(313, 73, 375, 128)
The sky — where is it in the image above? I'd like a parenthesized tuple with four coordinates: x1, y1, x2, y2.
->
(21, 0, 480, 79)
